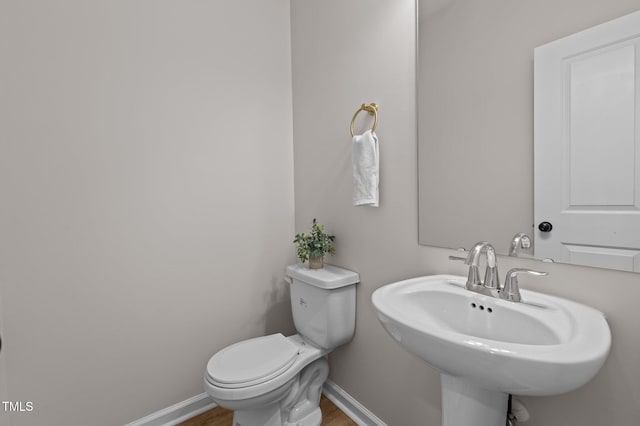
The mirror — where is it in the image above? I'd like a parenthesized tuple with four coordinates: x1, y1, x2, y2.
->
(417, 0, 640, 272)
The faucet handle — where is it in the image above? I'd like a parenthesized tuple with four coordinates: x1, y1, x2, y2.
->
(501, 268, 548, 303)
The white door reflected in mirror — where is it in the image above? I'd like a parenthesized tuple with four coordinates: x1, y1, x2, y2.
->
(534, 10, 640, 272)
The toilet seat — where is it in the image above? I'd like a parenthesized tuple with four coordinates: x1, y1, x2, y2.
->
(206, 333, 299, 389)
(205, 334, 329, 405)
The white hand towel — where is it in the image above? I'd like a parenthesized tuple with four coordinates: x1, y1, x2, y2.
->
(352, 130, 379, 207)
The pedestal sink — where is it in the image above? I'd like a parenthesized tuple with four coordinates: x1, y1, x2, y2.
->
(372, 275, 611, 426)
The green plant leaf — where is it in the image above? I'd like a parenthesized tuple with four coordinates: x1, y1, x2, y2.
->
(293, 218, 336, 263)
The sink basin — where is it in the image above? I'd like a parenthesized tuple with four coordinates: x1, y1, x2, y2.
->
(372, 274, 611, 425)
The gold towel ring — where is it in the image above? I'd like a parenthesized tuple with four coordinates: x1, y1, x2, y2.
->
(350, 103, 378, 137)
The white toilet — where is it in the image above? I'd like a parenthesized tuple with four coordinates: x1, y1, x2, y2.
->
(204, 263, 359, 426)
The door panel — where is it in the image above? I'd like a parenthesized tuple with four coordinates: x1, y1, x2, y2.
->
(569, 44, 636, 206)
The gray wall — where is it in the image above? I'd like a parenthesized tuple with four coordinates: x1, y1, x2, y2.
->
(291, 1, 640, 425)
(0, 1, 295, 425)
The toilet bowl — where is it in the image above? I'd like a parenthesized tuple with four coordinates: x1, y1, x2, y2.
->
(204, 264, 359, 426)
(205, 334, 329, 425)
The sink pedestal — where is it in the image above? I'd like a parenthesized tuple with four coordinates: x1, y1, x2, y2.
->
(441, 374, 507, 426)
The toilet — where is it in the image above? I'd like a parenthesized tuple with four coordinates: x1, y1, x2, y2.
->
(204, 263, 359, 426)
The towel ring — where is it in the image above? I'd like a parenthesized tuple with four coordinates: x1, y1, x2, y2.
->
(350, 103, 378, 137)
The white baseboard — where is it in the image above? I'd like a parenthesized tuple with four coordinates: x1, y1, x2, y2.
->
(124, 393, 217, 426)
(125, 380, 385, 426)
(322, 379, 387, 426)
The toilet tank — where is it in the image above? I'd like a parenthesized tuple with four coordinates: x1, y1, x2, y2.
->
(286, 264, 359, 350)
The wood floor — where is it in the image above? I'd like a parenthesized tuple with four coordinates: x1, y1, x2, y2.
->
(179, 395, 357, 426)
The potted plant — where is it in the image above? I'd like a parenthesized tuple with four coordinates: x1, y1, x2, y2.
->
(293, 218, 336, 269)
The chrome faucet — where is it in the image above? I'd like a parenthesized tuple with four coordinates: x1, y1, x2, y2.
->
(450, 242, 548, 302)
(463, 242, 501, 298)
(508, 233, 532, 257)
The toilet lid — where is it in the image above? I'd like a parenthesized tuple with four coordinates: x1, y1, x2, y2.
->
(207, 333, 299, 388)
